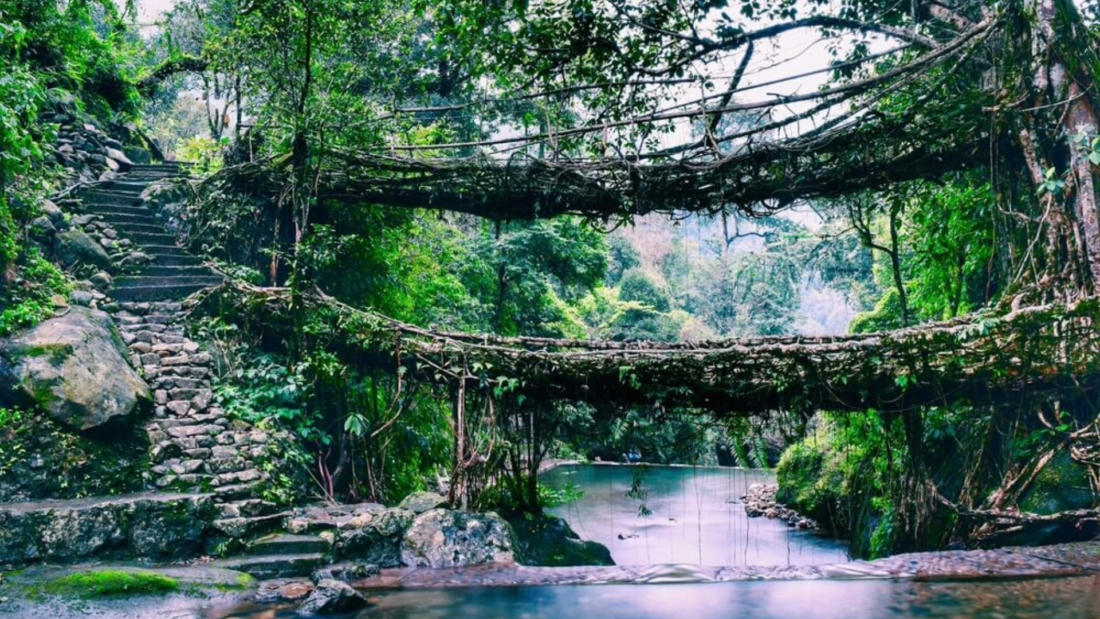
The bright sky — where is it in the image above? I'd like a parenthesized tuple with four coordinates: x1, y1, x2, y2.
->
(136, 0, 176, 22)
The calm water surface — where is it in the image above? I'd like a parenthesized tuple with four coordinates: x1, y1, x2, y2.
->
(542, 464, 848, 566)
(212, 465, 1100, 619)
(218, 577, 1100, 619)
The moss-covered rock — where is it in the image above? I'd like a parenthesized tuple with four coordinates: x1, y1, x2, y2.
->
(45, 569, 179, 598)
(54, 229, 112, 270)
(0, 493, 214, 564)
(508, 513, 614, 567)
(0, 306, 150, 432)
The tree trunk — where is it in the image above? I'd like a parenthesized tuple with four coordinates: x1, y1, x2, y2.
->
(1029, 0, 1100, 293)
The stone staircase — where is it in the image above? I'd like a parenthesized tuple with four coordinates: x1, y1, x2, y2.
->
(77, 163, 223, 302)
(213, 533, 332, 579)
(72, 164, 291, 556)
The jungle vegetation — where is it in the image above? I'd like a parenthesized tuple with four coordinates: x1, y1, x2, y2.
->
(3, 0, 1100, 557)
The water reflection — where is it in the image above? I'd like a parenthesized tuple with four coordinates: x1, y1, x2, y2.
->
(216, 577, 1100, 619)
(542, 464, 848, 566)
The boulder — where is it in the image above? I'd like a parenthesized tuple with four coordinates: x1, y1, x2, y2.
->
(297, 579, 368, 615)
(28, 216, 57, 243)
(105, 147, 133, 170)
(56, 228, 112, 269)
(400, 508, 517, 568)
(90, 271, 112, 290)
(398, 491, 448, 514)
(40, 199, 66, 228)
(508, 513, 614, 567)
(68, 290, 97, 307)
(0, 307, 151, 431)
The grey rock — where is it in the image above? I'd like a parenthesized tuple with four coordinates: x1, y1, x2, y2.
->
(40, 199, 65, 227)
(398, 491, 448, 515)
(0, 307, 151, 431)
(105, 147, 133, 169)
(297, 579, 368, 615)
(0, 493, 213, 564)
(28, 216, 56, 242)
(310, 562, 379, 584)
(90, 271, 112, 290)
(69, 290, 96, 307)
(400, 508, 517, 568)
(56, 228, 112, 269)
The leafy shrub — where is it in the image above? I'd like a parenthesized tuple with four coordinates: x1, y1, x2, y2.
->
(0, 249, 70, 337)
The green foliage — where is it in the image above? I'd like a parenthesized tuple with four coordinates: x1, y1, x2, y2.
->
(469, 218, 608, 337)
(776, 414, 907, 558)
(177, 135, 227, 174)
(849, 288, 904, 334)
(0, 1, 131, 333)
(537, 480, 584, 509)
(5, 2, 141, 122)
(775, 428, 845, 524)
(0, 405, 148, 501)
(0, 249, 70, 337)
(0, 407, 29, 477)
(848, 175, 997, 333)
(618, 268, 671, 312)
(626, 464, 652, 517)
(606, 235, 640, 285)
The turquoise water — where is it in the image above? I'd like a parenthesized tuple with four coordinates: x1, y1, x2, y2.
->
(357, 577, 1100, 619)
(208, 465, 1100, 619)
(216, 577, 1100, 619)
(542, 464, 849, 566)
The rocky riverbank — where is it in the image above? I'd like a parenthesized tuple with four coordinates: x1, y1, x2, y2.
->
(742, 483, 820, 530)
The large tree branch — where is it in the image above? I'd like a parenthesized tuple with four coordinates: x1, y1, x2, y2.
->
(138, 56, 210, 95)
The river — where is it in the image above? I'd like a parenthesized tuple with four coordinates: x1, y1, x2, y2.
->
(541, 463, 848, 566)
(89, 465, 1100, 618)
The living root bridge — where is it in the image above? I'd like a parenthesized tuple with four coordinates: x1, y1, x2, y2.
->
(211, 281, 1100, 415)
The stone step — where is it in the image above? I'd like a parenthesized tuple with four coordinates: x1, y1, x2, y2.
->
(215, 482, 263, 501)
(123, 173, 185, 181)
(212, 553, 326, 580)
(213, 512, 292, 539)
(139, 243, 189, 256)
(81, 191, 144, 206)
(116, 222, 172, 235)
(81, 202, 154, 214)
(0, 492, 213, 564)
(125, 230, 180, 245)
(112, 283, 219, 302)
(116, 275, 224, 288)
(146, 253, 204, 267)
(132, 162, 190, 170)
(122, 175, 181, 182)
(137, 264, 216, 277)
(216, 499, 278, 519)
(249, 534, 332, 556)
(92, 212, 161, 227)
(97, 181, 149, 194)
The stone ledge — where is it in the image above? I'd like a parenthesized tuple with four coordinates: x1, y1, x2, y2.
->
(0, 492, 215, 565)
